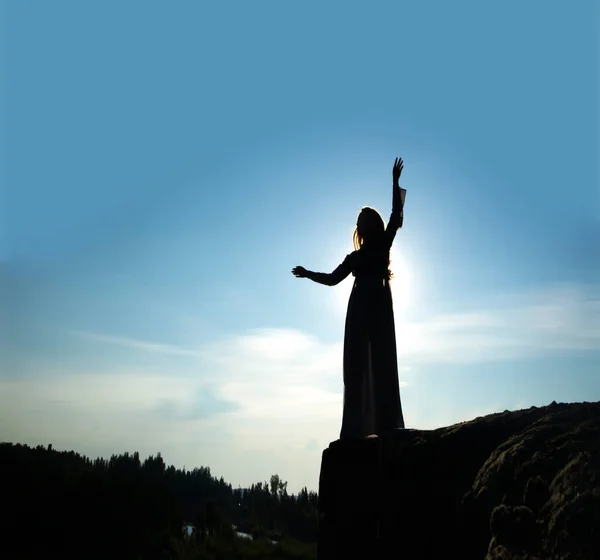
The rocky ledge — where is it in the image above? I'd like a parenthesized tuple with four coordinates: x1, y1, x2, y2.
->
(317, 401, 600, 560)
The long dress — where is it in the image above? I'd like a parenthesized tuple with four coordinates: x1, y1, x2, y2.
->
(309, 186, 406, 439)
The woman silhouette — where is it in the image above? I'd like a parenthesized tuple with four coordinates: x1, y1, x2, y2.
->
(292, 157, 407, 439)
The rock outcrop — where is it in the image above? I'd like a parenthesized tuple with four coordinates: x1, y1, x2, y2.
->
(317, 401, 600, 560)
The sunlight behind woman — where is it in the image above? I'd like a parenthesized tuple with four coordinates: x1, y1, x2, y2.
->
(389, 247, 414, 318)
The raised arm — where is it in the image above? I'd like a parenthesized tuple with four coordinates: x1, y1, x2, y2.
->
(385, 157, 406, 246)
(292, 254, 355, 286)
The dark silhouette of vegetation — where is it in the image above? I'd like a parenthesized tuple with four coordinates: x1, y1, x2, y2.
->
(1, 443, 318, 559)
(319, 401, 600, 560)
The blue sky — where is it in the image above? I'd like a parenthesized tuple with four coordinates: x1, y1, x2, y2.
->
(2, 0, 599, 492)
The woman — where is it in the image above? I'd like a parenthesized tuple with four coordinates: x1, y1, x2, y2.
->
(292, 157, 407, 439)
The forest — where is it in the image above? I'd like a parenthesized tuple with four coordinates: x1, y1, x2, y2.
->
(2, 442, 318, 559)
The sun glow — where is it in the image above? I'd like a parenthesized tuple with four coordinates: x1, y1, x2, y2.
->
(389, 247, 414, 318)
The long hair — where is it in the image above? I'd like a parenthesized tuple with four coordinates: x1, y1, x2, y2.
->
(353, 206, 392, 280)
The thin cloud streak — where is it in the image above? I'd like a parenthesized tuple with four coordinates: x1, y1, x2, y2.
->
(68, 330, 206, 358)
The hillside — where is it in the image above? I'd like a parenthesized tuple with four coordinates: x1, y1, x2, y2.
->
(318, 400, 600, 560)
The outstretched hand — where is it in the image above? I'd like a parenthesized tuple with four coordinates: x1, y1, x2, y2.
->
(292, 266, 307, 278)
(393, 157, 404, 185)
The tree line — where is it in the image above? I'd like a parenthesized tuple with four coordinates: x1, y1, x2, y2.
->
(1, 442, 318, 559)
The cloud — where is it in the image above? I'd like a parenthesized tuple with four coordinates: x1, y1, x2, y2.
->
(0, 368, 235, 419)
(0, 368, 243, 471)
(396, 282, 600, 365)
(153, 385, 239, 421)
(304, 438, 320, 452)
(68, 330, 206, 357)
(61, 283, 600, 418)
(0, 327, 348, 452)
(4, 282, 597, 492)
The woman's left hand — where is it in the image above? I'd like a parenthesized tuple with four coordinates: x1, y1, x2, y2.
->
(393, 157, 404, 185)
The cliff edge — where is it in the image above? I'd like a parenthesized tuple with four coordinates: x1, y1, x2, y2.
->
(317, 401, 600, 560)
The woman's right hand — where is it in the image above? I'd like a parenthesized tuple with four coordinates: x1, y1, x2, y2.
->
(292, 266, 307, 278)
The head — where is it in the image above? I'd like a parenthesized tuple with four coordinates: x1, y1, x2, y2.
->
(353, 206, 385, 250)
